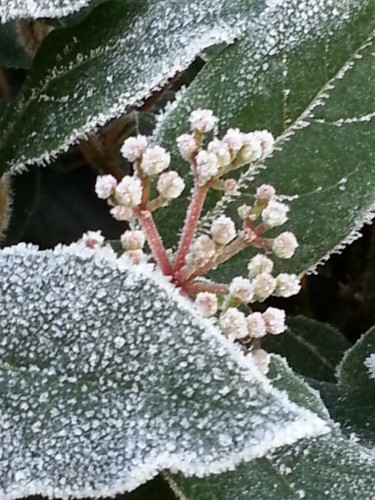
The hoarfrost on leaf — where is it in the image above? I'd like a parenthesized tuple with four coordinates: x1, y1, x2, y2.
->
(0, 0, 94, 22)
(0, 244, 328, 499)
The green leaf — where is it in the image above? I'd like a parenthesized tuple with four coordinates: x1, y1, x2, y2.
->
(0, 0, 96, 22)
(165, 357, 375, 500)
(263, 316, 350, 382)
(0, 0, 267, 175)
(0, 245, 327, 498)
(154, 0, 375, 280)
(0, 22, 32, 68)
(338, 324, 375, 390)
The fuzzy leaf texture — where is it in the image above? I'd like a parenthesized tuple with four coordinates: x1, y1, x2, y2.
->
(0, 244, 327, 499)
(165, 357, 375, 499)
(0, 0, 269, 173)
(0, 0, 97, 22)
(155, 0, 375, 279)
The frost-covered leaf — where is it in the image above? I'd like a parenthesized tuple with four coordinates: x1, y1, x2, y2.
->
(165, 357, 375, 500)
(263, 316, 350, 382)
(338, 324, 375, 390)
(0, 0, 97, 23)
(0, 245, 327, 499)
(155, 0, 375, 279)
(0, 0, 267, 175)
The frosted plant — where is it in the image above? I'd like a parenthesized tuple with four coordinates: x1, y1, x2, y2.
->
(95, 110, 301, 373)
(364, 353, 375, 380)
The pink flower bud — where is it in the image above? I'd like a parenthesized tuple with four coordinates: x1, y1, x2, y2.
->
(273, 232, 298, 259)
(115, 176, 142, 207)
(124, 249, 145, 265)
(121, 230, 145, 250)
(246, 312, 267, 338)
(252, 272, 276, 302)
(222, 128, 244, 153)
(157, 171, 185, 200)
(195, 292, 218, 317)
(196, 150, 219, 186)
(237, 204, 253, 220)
(121, 135, 148, 162)
(248, 254, 274, 278)
(253, 130, 275, 158)
(189, 109, 217, 133)
(262, 200, 289, 228)
(110, 205, 133, 221)
(256, 184, 276, 203)
(219, 308, 248, 339)
(262, 307, 286, 335)
(95, 175, 117, 200)
(185, 235, 216, 268)
(251, 348, 270, 374)
(229, 277, 254, 303)
(211, 215, 236, 245)
(207, 139, 231, 167)
(177, 133, 198, 161)
(224, 178, 237, 194)
(140, 146, 171, 176)
(239, 132, 262, 163)
(275, 273, 301, 297)
(81, 230, 105, 248)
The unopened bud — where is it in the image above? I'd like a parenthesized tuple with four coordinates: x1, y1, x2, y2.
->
(239, 132, 262, 163)
(237, 204, 253, 220)
(121, 135, 148, 162)
(189, 109, 217, 133)
(95, 175, 117, 200)
(222, 128, 244, 153)
(185, 235, 216, 267)
(211, 215, 236, 245)
(140, 146, 170, 176)
(125, 249, 145, 265)
(251, 348, 270, 374)
(253, 130, 274, 158)
(239, 228, 257, 245)
(196, 150, 219, 186)
(177, 133, 198, 161)
(229, 277, 254, 303)
(252, 272, 276, 302)
(262, 200, 289, 228)
(246, 312, 267, 338)
(256, 184, 276, 204)
(81, 230, 105, 248)
(224, 178, 237, 194)
(275, 273, 301, 297)
(121, 230, 145, 250)
(273, 232, 298, 259)
(115, 176, 143, 207)
(195, 292, 218, 317)
(110, 205, 133, 221)
(157, 171, 185, 200)
(219, 308, 248, 339)
(262, 307, 286, 335)
(207, 139, 231, 167)
(248, 254, 274, 278)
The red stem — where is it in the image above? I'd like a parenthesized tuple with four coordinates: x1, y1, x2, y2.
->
(182, 280, 229, 295)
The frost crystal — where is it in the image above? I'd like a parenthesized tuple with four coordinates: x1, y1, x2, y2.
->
(0, 245, 327, 498)
(364, 353, 375, 380)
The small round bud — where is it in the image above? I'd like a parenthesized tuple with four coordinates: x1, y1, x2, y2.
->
(95, 175, 117, 200)
(262, 200, 289, 228)
(239, 132, 262, 163)
(237, 204, 253, 220)
(248, 254, 274, 278)
(140, 146, 171, 176)
(110, 205, 133, 221)
(157, 171, 185, 200)
(252, 272, 276, 302)
(185, 235, 216, 267)
(273, 232, 298, 259)
(207, 139, 231, 167)
(219, 308, 248, 339)
(195, 292, 218, 317)
(121, 230, 145, 250)
(251, 348, 270, 374)
(256, 184, 276, 204)
(246, 312, 267, 338)
(115, 176, 142, 207)
(222, 128, 244, 154)
(81, 230, 105, 248)
(125, 249, 145, 265)
(262, 307, 286, 335)
(189, 109, 217, 133)
(275, 273, 301, 298)
(224, 178, 237, 194)
(121, 135, 148, 162)
(211, 215, 236, 246)
(177, 133, 198, 161)
(196, 150, 219, 186)
(253, 130, 275, 158)
(239, 228, 257, 245)
(229, 277, 254, 303)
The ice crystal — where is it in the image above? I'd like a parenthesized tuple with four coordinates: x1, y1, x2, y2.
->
(0, 0, 92, 22)
(0, 244, 328, 498)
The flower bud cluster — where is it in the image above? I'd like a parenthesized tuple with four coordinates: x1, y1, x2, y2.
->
(219, 306, 286, 340)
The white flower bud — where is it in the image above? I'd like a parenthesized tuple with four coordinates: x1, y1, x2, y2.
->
(224, 178, 237, 194)
(95, 175, 117, 200)
(211, 215, 236, 245)
(125, 249, 145, 265)
(185, 235, 216, 267)
(110, 205, 133, 221)
(262, 307, 286, 335)
(253, 130, 275, 158)
(219, 308, 248, 339)
(275, 273, 301, 298)
(196, 150, 219, 186)
(207, 139, 231, 167)
(240, 228, 257, 245)
(121, 135, 148, 162)
(256, 184, 276, 203)
(222, 128, 244, 153)
(177, 133, 198, 161)
(115, 176, 142, 207)
(121, 230, 145, 250)
(189, 109, 217, 133)
(273, 231, 298, 259)
(262, 200, 289, 228)
(251, 348, 270, 374)
(252, 272, 276, 302)
(229, 277, 254, 303)
(248, 254, 274, 278)
(239, 132, 262, 163)
(140, 146, 171, 176)
(237, 204, 252, 220)
(157, 171, 185, 200)
(195, 292, 218, 317)
(81, 230, 105, 248)
(246, 312, 267, 338)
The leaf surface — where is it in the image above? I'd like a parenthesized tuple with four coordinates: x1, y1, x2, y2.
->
(0, 0, 96, 23)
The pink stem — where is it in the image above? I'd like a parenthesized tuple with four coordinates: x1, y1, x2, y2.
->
(182, 280, 229, 295)
(174, 184, 208, 272)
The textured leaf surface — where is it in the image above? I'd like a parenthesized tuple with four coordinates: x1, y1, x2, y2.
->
(0, 0, 95, 23)
(155, 0, 375, 279)
(0, 0, 266, 175)
(263, 316, 350, 382)
(166, 357, 375, 500)
(0, 245, 327, 499)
